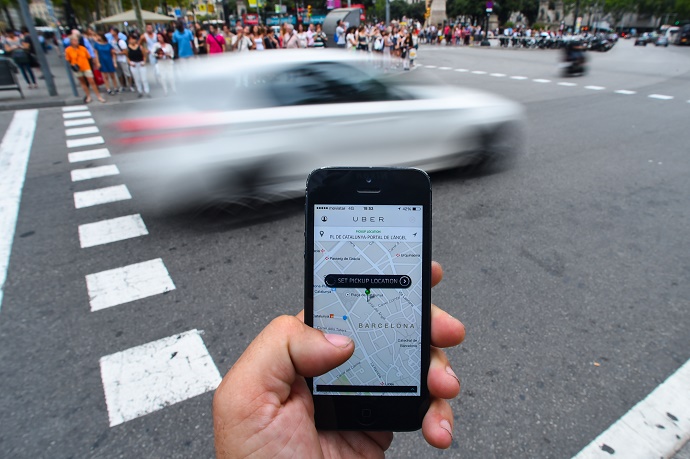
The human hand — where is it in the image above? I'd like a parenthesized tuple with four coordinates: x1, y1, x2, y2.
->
(213, 261, 465, 458)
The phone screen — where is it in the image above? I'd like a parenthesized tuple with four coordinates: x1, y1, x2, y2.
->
(312, 204, 423, 397)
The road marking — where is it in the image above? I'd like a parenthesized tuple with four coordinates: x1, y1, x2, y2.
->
(471, 70, 487, 74)
(572, 358, 690, 459)
(648, 94, 673, 100)
(454, 68, 468, 72)
(74, 184, 131, 209)
(68, 148, 110, 163)
(100, 329, 221, 427)
(64, 118, 95, 127)
(66, 136, 105, 148)
(558, 82, 577, 87)
(533, 79, 551, 83)
(585, 85, 606, 90)
(62, 105, 88, 112)
(438, 66, 451, 70)
(511, 76, 528, 80)
(615, 90, 637, 95)
(63, 111, 91, 119)
(79, 214, 148, 248)
(424, 65, 437, 68)
(490, 73, 506, 77)
(65, 126, 100, 137)
(0, 110, 38, 311)
(70, 165, 120, 182)
(86, 258, 175, 311)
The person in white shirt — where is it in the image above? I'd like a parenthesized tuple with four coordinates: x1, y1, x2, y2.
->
(306, 24, 315, 47)
(150, 34, 175, 94)
(283, 24, 299, 49)
(140, 23, 159, 81)
(232, 27, 254, 52)
(114, 36, 134, 92)
(335, 20, 346, 48)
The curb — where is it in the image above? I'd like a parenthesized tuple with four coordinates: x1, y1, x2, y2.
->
(0, 97, 85, 112)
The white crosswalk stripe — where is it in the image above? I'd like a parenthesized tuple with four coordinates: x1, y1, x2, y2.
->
(85, 258, 176, 311)
(79, 214, 148, 248)
(62, 105, 89, 112)
(68, 148, 110, 163)
(100, 329, 221, 427)
(64, 118, 95, 127)
(71, 165, 119, 182)
(63, 111, 91, 119)
(67, 136, 105, 148)
(66, 126, 100, 137)
(74, 184, 131, 209)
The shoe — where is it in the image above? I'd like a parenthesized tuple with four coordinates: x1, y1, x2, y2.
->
(118, 87, 124, 93)
(106, 89, 112, 95)
(130, 87, 136, 92)
(137, 93, 143, 99)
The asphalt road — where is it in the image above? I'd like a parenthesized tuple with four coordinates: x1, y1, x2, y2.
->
(1, 39, 689, 458)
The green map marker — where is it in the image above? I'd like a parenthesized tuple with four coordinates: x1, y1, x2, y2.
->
(365, 288, 371, 302)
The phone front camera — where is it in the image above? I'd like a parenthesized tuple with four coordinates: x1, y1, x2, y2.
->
(366, 177, 372, 184)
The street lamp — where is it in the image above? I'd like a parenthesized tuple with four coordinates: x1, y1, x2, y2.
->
(481, 1, 492, 46)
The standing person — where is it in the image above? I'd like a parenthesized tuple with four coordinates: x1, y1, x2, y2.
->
(233, 27, 254, 51)
(126, 35, 150, 98)
(313, 24, 327, 48)
(113, 32, 134, 92)
(5, 31, 37, 89)
(222, 25, 234, 51)
(172, 21, 195, 61)
(306, 24, 315, 47)
(401, 28, 412, 70)
(356, 25, 368, 52)
(382, 30, 392, 70)
(282, 24, 299, 49)
(296, 24, 308, 48)
(252, 26, 265, 50)
(263, 27, 279, 49)
(345, 26, 357, 51)
(93, 33, 118, 95)
(207, 24, 225, 54)
(140, 24, 159, 81)
(195, 29, 207, 56)
(335, 20, 346, 48)
(151, 34, 175, 94)
(65, 35, 104, 103)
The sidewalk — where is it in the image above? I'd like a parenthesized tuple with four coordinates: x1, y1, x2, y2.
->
(0, 50, 86, 111)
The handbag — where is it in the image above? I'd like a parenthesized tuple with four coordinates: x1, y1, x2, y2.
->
(93, 68, 104, 85)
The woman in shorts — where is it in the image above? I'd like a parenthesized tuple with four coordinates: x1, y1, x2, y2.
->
(65, 35, 105, 103)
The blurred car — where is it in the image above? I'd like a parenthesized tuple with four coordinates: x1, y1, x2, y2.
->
(115, 51, 524, 211)
(635, 33, 654, 46)
(655, 35, 669, 47)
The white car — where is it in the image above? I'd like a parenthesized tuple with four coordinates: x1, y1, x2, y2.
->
(116, 51, 524, 211)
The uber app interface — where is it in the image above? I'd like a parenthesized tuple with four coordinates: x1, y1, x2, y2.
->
(313, 205, 423, 396)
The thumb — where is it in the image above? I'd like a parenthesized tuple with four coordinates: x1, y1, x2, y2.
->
(216, 315, 354, 405)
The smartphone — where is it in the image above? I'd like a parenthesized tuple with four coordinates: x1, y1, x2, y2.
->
(305, 167, 432, 431)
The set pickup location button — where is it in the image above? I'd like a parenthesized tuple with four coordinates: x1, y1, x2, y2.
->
(324, 274, 412, 289)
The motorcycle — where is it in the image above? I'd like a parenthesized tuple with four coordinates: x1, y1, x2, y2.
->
(560, 42, 588, 77)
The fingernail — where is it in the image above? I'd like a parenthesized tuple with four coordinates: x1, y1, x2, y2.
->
(439, 419, 453, 439)
(324, 334, 352, 348)
(446, 365, 460, 387)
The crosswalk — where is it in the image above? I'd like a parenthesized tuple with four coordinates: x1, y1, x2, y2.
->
(62, 106, 222, 428)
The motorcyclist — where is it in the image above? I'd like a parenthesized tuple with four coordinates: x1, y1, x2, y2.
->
(562, 38, 587, 76)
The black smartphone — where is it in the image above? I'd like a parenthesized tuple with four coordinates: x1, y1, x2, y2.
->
(305, 167, 432, 431)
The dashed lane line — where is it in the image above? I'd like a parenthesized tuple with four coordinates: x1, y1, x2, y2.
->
(438, 66, 452, 70)
(454, 68, 468, 72)
(68, 148, 110, 163)
(572, 358, 690, 459)
(65, 126, 100, 137)
(615, 90, 637, 95)
(490, 73, 506, 77)
(471, 70, 487, 74)
(424, 65, 437, 68)
(510, 76, 528, 80)
(85, 258, 176, 312)
(74, 184, 131, 209)
(533, 79, 551, 83)
(63, 111, 91, 119)
(66, 136, 105, 149)
(649, 94, 674, 100)
(558, 82, 577, 87)
(0, 109, 38, 311)
(64, 118, 95, 127)
(70, 165, 119, 182)
(99, 329, 221, 427)
(585, 86, 606, 90)
(78, 214, 148, 248)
